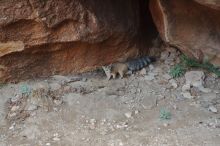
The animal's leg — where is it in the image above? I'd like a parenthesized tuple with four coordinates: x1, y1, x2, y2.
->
(107, 74, 112, 80)
(111, 73, 116, 79)
(118, 71, 124, 79)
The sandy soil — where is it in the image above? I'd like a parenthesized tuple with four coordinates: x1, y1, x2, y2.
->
(0, 51, 220, 146)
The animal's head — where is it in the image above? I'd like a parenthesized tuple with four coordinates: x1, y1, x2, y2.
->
(102, 64, 112, 72)
(102, 64, 113, 80)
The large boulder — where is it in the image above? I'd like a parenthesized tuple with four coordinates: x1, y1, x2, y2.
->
(150, 0, 220, 66)
(0, 0, 154, 82)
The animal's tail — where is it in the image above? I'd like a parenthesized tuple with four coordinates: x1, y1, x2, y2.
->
(127, 56, 156, 71)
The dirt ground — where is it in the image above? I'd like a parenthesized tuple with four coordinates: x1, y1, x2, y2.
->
(0, 49, 220, 146)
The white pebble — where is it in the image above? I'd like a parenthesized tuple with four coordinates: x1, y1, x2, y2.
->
(208, 105, 218, 113)
(124, 112, 132, 118)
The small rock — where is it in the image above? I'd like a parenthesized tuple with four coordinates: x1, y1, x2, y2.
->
(172, 104, 178, 110)
(63, 86, 71, 92)
(163, 123, 169, 127)
(46, 143, 51, 146)
(25, 104, 38, 111)
(9, 123, 15, 130)
(32, 82, 49, 92)
(11, 94, 20, 103)
(181, 92, 194, 99)
(51, 75, 70, 84)
(90, 118, 96, 124)
(145, 73, 155, 81)
(89, 124, 96, 130)
(89, 119, 96, 129)
(169, 79, 178, 89)
(149, 65, 154, 71)
(134, 110, 139, 115)
(53, 137, 60, 141)
(115, 122, 128, 129)
(7, 112, 17, 118)
(184, 71, 211, 93)
(49, 83, 62, 91)
(82, 78, 87, 82)
(53, 133, 60, 141)
(119, 142, 124, 146)
(53, 99, 63, 106)
(198, 86, 212, 93)
(139, 68, 147, 75)
(160, 51, 169, 61)
(162, 74, 172, 80)
(11, 105, 20, 112)
(124, 112, 132, 118)
(137, 88, 141, 93)
(208, 105, 218, 113)
(182, 84, 191, 92)
(185, 71, 204, 85)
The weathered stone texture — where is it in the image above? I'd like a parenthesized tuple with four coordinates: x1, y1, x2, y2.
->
(150, 0, 220, 66)
(0, 0, 151, 82)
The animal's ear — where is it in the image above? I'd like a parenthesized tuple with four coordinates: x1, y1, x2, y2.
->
(108, 63, 113, 68)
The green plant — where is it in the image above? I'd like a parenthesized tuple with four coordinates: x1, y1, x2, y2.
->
(169, 64, 186, 78)
(160, 108, 171, 120)
(0, 83, 5, 89)
(181, 55, 220, 77)
(20, 84, 31, 96)
(169, 55, 220, 78)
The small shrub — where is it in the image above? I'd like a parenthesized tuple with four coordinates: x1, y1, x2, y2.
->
(160, 108, 171, 120)
(169, 55, 220, 78)
(181, 55, 220, 77)
(0, 83, 5, 89)
(20, 84, 31, 96)
(169, 64, 186, 78)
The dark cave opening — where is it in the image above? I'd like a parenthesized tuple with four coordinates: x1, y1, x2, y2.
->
(138, 0, 160, 48)
(140, 0, 158, 40)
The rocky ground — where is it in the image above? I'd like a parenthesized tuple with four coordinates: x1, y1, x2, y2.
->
(0, 48, 220, 146)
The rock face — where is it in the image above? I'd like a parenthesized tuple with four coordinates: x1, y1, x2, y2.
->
(150, 0, 220, 66)
(0, 0, 155, 82)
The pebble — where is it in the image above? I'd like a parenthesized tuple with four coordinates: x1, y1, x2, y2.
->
(89, 119, 96, 129)
(90, 119, 96, 124)
(11, 105, 20, 112)
(208, 105, 218, 113)
(53, 133, 60, 141)
(11, 94, 20, 103)
(169, 79, 178, 89)
(198, 86, 212, 93)
(160, 51, 169, 60)
(26, 104, 38, 111)
(182, 84, 191, 92)
(46, 143, 51, 146)
(181, 92, 194, 99)
(53, 99, 63, 106)
(8, 112, 17, 118)
(124, 112, 132, 118)
(145, 74, 155, 81)
(184, 71, 209, 93)
(119, 142, 124, 146)
(162, 74, 172, 80)
(163, 123, 170, 127)
(137, 88, 141, 93)
(82, 78, 87, 82)
(139, 68, 147, 75)
(9, 123, 15, 130)
(116, 122, 128, 129)
(134, 110, 139, 115)
(149, 65, 154, 71)
(49, 83, 62, 91)
(53, 137, 60, 141)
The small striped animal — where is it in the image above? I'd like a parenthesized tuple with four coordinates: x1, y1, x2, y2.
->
(102, 56, 156, 80)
